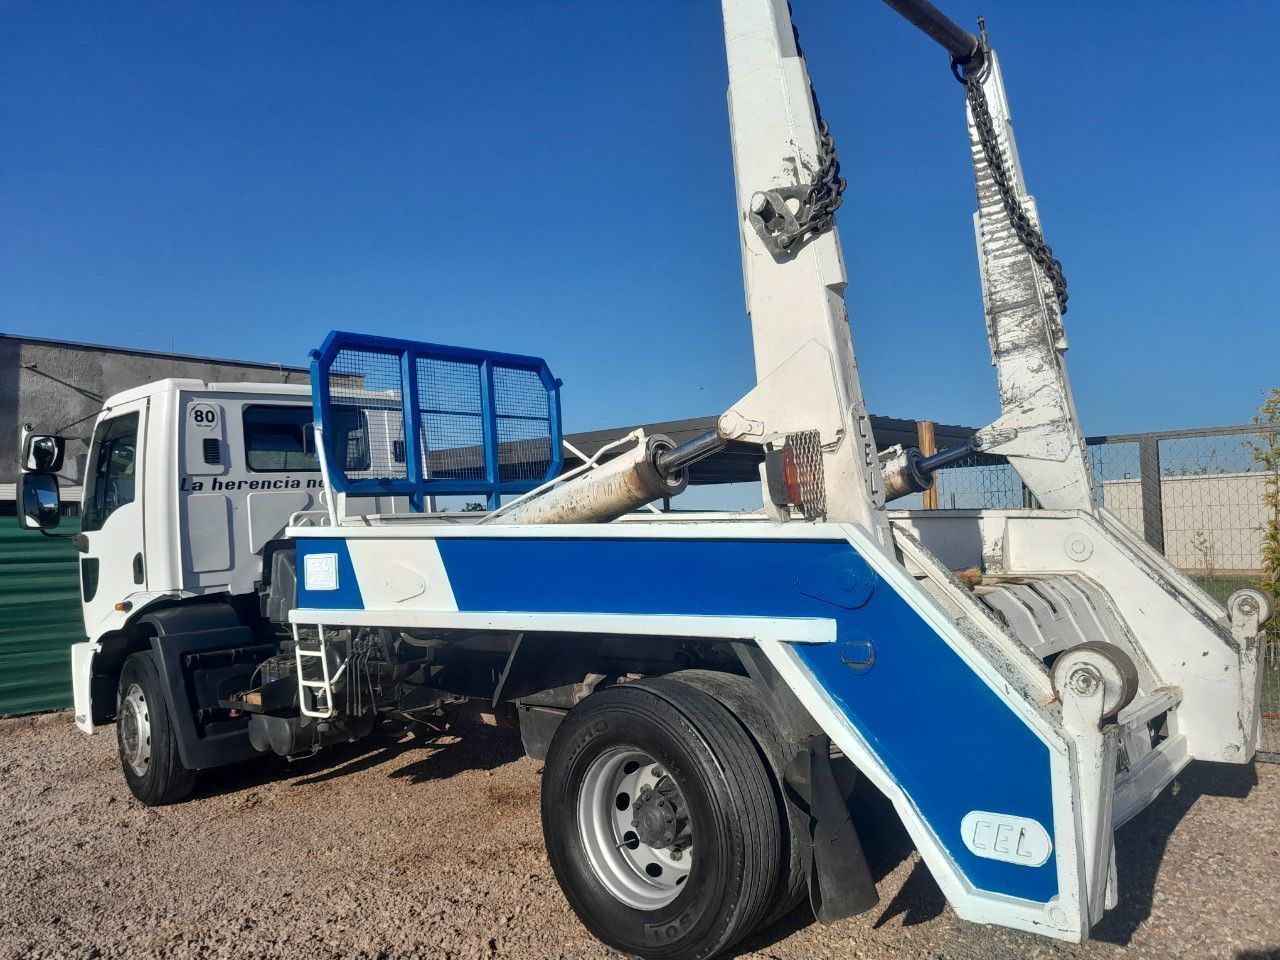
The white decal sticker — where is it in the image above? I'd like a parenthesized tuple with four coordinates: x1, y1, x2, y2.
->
(189, 403, 219, 430)
(304, 553, 339, 591)
(960, 811, 1052, 867)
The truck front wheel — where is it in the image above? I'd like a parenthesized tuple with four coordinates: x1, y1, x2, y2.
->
(116, 652, 197, 806)
(541, 678, 781, 960)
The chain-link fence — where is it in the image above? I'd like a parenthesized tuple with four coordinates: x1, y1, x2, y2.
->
(926, 423, 1280, 761)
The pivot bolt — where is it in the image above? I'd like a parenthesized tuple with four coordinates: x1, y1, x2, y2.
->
(1067, 665, 1101, 697)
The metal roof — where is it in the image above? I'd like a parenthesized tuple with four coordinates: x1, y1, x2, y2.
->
(0, 331, 307, 376)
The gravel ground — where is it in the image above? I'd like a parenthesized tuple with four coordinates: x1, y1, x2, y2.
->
(1, 711, 1277, 960)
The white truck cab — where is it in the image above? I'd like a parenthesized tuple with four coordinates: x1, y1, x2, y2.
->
(22, 376, 415, 802)
(62, 380, 325, 774)
(74, 380, 319, 655)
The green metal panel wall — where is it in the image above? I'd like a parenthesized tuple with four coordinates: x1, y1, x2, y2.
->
(0, 516, 83, 715)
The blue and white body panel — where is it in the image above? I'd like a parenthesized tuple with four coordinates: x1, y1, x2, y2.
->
(289, 517, 1097, 939)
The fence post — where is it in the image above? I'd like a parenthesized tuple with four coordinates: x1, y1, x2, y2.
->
(917, 420, 938, 510)
(1137, 435, 1166, 553)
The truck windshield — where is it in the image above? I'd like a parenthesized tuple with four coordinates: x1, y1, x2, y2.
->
(243, 406, 321, 472)
(82, 413, 139, 533)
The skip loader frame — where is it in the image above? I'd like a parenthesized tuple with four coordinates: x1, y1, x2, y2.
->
(15, 2, 1267, 958)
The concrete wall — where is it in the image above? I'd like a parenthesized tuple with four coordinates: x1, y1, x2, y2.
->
(1102, 472, 1275, 576)
(0, 334, 308, 495)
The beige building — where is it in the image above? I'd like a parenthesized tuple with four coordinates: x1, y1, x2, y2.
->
(1102, 472, 1274, 576)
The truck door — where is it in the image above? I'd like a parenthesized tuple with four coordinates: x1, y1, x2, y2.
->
(79, 398, 148, 637)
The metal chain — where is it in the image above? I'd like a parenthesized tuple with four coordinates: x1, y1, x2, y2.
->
(802, 117, 846, 243)
(747, 11, 846, 254)
(964, 71, 1069, 314)
(791, 14, 846, 246)
(786, 430, 827, 520)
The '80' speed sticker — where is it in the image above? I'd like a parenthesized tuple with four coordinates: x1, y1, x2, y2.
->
(189, 403, 219, 430)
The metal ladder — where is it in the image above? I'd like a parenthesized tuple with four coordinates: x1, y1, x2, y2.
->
(292, 624, 346, 719)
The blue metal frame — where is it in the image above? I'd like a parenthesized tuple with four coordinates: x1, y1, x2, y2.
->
(309, 330, 563, 509)
(294, 531, 1062, 905)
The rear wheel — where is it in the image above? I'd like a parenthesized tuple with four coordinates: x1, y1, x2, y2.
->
(116, 652, 196, 805)
(660, 669, 809, 928)
(541, 678, 781, 960)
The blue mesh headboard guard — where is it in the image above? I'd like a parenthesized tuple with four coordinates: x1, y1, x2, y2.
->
(310, 331, 563, 510)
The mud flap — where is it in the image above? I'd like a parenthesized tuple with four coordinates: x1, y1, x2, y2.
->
(784, 735, 879, 922)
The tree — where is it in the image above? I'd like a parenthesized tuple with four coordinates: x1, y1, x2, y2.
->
(1247, 388, 1280, 616)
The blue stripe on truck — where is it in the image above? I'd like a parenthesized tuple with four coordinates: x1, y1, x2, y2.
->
(298, 533, 1059, 904)
(436, 535, 1059, 905)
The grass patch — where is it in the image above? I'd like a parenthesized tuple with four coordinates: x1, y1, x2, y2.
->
(1191, 574, 1260, 605)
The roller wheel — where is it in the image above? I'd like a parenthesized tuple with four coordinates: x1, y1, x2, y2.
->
(1051, 641, 1139, 719)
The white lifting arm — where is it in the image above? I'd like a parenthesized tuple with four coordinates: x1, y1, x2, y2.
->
(718, 0, 889, 541)
(964, 44, 1096, 510)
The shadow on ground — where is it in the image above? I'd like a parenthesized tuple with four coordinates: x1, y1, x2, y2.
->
(738, 758, 1263, 957)
(192, 725, 527, 798)
(192, 719, 1263, 956)
(387, 726, 526, 784)
(854, 775, 948, 931)
(732, 773, 946, 957)
(1092, 760, 1257, 946)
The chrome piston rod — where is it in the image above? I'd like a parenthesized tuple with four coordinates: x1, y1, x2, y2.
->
(654, 430, 728, 476)
(496, 430, 729, 525)
(881, 439, 977, 502)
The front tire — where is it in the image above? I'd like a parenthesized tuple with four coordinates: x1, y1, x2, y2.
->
(541, 678, 781, 960)
(116, 652, 197, 805)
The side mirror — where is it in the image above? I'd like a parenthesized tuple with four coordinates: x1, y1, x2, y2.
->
(20, 473, 61, 530)
(22, 433, 66, 473)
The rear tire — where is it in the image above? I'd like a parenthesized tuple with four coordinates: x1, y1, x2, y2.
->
(660, 669, 809, 928)
(116, 652, 197, 806)
(541, 678, 781, 960)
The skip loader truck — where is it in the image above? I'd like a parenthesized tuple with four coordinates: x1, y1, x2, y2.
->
(16, 2, 1270, 957)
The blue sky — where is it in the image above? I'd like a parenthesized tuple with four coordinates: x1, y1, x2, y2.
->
(3, 0, 1277, 438)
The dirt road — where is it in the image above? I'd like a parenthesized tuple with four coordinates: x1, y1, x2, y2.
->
(1, 712, 1277, 960)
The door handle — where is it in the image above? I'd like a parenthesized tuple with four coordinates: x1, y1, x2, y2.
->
(132, 553, 144, 584)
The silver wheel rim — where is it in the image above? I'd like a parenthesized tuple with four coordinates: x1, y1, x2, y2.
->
(577, 746, 694, 910)
(119, 682, 152, 777)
